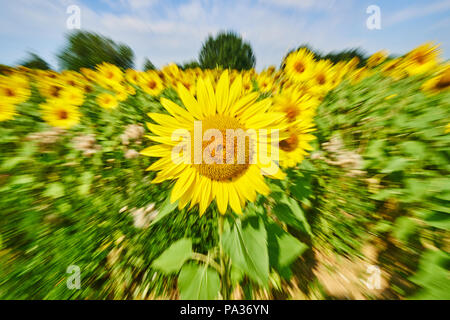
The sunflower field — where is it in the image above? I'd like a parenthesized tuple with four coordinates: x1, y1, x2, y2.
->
(0, 42, 449, 300)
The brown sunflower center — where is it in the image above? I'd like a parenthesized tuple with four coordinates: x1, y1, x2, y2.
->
(4, 88, 16, 97)
(294, 61, 305, 74)
(436, 70, 450, 89)
(279, 133, 298, 152)
(285, 105, 299, 122)
(317, 73, 326, 85)
(58, 109, 68, 120)
(192, 115, 252, 181)
(50, 85, 62, 98)
(147, 80, 157, 89)
(413, 52, 426, 64)
(84, 84, 93, 93)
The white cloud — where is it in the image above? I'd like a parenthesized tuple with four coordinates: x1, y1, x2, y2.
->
(125, 0, 159, 9)
(259, 0, 336, 10)
(385, 0, 450, 26)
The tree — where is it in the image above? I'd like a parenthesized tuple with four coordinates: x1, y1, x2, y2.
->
(19, 52, 51, 70)
(57, 31, 134, 71)
(142, 58, 156, 71)
(198, 31, 255, 70)
(181, 60, 201, 70)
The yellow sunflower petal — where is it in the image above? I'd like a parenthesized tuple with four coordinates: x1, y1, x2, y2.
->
(216, 70, 230, 114)
(177, 83, 203, 119)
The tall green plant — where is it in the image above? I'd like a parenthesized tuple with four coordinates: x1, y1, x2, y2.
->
(150, 173, 311, 299)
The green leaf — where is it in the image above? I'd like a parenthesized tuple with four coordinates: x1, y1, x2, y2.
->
(43, 182, 65, 198)
(1, 157, 26, 171)
(266, 222, 308, 271)
(272, 196, 312, 236)
(222, 217, 269, 285)
(151, 238, 192, 274)
(373, 220, 392, 233)
(423, 211, 450, 230)
(404, 179, 429, 201)
(151, 197, 179, 224)
(365, 140, 385, 158)
(289, 172, 312, 204)
(381, 157, 409, 173)
(392, 217, 417, 242)
(370, 188, 402, 201)
(178, 263, 220, 300)
(230, 265, 244, 284)
(410, 250, 450, 300)
(400, 141, 427, 160)
(10, 175, 35, 185)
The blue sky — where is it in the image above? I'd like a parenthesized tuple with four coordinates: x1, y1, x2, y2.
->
(1, 0, 449, 70)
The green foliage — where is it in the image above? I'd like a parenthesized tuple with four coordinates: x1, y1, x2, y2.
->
(266, 221, 308, 275)
(199, 31, 256, 70)
(321, 48, 367, 67)
(410, 250, 450, 300)
(142, 58, 156, 71)
(18, 52, 51, 70)
(151, 197, 179, 225)
(0, 86, 219, 299)
(152, 238, 193, 274)
(57, 31, 134, 71)
(222, 216, 269, 286)
(181, 60, 201, 70)
(312, 70, 450, 298)
(178, 263, 220, 299)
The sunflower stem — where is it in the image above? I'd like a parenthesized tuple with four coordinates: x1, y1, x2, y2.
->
(218, 214, 231, 300)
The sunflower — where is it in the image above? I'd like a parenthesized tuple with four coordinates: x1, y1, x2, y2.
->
(125, 69, 140, 85)
(124, 83, 136, 96)
(138, 71, 164, 96)
(284, 48, 316, 83)
(421, 66, 450, 95)
(96, 62, 123, 86)
(367, 50, 388, 68)
(81, 82, 94, 95)
(403, 42, 441, 76)
(241, 73, 254, 95)
(348, 67, 371, 85)
(96, 93, 119, 109)
(61, 70, 85, 88)
(307, 59, 335, 97)
(39, 81, 66, 100)
(114, 85, 129, 102)
(62, 86, 85, 107)
(256, 72, 275, 94)
(345, 57, 360, 72)
(0, 75, 30, 105)
(178, 72, 197, 96)
(0, 101, 16, 122)
(41, 101, 81, 129)
(278, 120, 316, 168)
(80, 68, 99, 83)
(381, 58, 406, 80)
(272, 87, 319, 124)
(141, 70, 286, 215)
